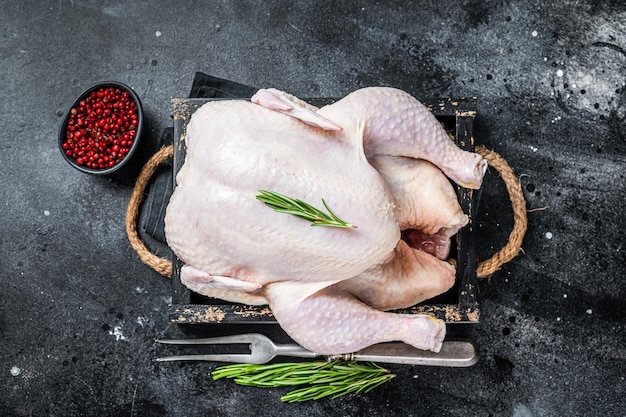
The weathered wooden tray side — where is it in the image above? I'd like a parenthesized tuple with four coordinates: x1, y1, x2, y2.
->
(168, 97, 479, 324)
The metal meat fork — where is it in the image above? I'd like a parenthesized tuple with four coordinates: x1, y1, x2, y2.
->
(156, 333, 319, 364)
(156, 333, 479, 367)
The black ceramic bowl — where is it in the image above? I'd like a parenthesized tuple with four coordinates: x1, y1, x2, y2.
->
(59, 81, 144, 175)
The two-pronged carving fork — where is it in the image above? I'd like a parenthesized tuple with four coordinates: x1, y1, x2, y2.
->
(156, 333, 478, 367)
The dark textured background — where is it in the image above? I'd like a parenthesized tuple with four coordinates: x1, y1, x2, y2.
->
(1, 1, 625, 416)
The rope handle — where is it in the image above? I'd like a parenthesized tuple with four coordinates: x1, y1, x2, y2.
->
(125, 145, 174, 278)
(475, 145, 528, 278)
(126, 145, 527, 279)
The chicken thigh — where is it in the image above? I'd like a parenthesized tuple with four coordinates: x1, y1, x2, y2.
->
(164, 87, 486, 354)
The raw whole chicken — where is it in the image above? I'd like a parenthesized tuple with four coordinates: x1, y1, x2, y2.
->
(164, 87, 487, 354)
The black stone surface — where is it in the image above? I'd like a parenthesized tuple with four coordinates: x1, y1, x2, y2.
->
(1, 1, 625, 416)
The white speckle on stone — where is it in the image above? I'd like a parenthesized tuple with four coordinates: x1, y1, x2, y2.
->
(544, 57, 548, 61)
(10, 366, 21, 376)
(556, 69, 564, 77)
(134, 286, 147, 294)
(563, 293, 568, 298)
(513, 403, 535, 417)
(109, 325, 127, 341)
(155, 30, 162, 37)
(136, 317, 147, 327)
(529, 145, 538, 152)
(586, 309, 593, 315)
(545, 232, 553, 239)
(44, 210, 50, 216)
(556, 317, 561, 321)
(531, 30, 538, 37)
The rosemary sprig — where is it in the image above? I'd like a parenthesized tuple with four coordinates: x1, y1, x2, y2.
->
(212, 361, 395, 402)
(256, 190, 357, 229)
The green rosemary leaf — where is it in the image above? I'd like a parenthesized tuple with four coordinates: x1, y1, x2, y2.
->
(321, 198, 357, 228)
(256, 190, 356, 228)
(212, 361, 394, 403)
(362, 374, 396, 393)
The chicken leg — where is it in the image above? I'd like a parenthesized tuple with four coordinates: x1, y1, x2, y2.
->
(252, 87, 487, 189)
(264, 281, 446, 354)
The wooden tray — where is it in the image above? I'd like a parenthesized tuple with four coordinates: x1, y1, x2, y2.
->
(168, 97, 480, 325)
